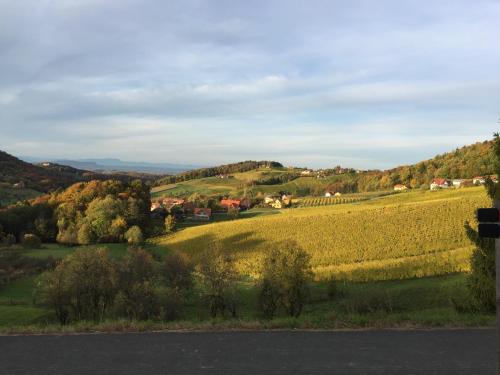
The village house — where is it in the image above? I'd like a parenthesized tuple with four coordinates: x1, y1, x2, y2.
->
(183, 201, 196, 215)
(430, 178, 450, 190)
(281, 194, 292, 206)
(393, 184, 408, 191)
(162, 197, 185, 208)
(264, 196, 276, 204)
(300, 169, 314, 177)
(220, 199, 241, 210)
(452, 179, 464, 188)
(193, 207, 212, 221)
(271, 199, 283, 209)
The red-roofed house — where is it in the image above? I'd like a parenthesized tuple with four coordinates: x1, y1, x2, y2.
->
(183, 202, 195, 214)
(220, 199, 241, 210)
(430, 178, 450, 190)
(194, 208, 212, 221)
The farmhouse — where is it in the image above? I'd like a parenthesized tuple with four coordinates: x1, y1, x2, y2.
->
(193, 207, 212, 221)
(430, 178, 450, 190)
(162, 198, 185, 208)
(271, 199, 283, 209)
(220, 199, 241, 210)
(452, 179, 464, 188)
(281, 194, 292, 206)
(300, 169, 314, 176)
(264, 196, 276, 204)
(183, 202, 195, 214)
(393, 184, 408, 191)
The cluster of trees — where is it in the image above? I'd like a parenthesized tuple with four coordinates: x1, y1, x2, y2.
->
(356, 140, 494, 192)
(35, 242, 312, 324)
(155, 161, 283, 185)
(0, 179, 151, 246)
(254, 172, 300, 185)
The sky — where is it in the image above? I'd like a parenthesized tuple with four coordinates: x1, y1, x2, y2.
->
(0, 0, 499, 169)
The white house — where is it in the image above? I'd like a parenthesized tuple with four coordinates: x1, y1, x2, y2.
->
(452, 179, 464, 188)
(430, 178, 450, 190)
(393, 184, 408, 191)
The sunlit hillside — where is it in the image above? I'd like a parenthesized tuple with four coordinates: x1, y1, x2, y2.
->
(154, 187, 489, 281)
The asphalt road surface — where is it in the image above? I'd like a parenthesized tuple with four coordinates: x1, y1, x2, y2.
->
(0, 329, 494, 375)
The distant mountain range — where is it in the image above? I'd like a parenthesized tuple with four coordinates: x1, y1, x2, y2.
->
(21, 157, 199, 175)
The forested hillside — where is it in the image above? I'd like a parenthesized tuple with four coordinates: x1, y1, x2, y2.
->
(0, 150, 99, 192)
(354, 140, 494, 192)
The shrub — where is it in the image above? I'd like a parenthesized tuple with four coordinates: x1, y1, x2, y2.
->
(114, 247, 160, 320)
(159, 287, 185, 321)
(125, 226, 143, 245)
(326, 278, 340, 300)
(165, 215, 176, 234)
(35, 270, 71, 324)
(197, 246, 238, 318)
(257, 278, 281, 319)
(257, 241, 312, 318)
(22, 233, 41, 249)
(163, 252, 194, 291)
(227, 206, 239, 219)
(1, 233, 16, 247)
(36, 248, 117, 322)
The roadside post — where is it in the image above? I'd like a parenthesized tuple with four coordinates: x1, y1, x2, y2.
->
(476, 206, 500, 374)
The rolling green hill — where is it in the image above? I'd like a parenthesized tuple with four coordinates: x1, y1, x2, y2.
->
(154, 187, 489, 281)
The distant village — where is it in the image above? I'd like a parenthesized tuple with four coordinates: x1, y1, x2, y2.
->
(150, 171, 497, 223)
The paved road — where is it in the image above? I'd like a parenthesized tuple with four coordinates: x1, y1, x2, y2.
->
(0, 329, 494, 375)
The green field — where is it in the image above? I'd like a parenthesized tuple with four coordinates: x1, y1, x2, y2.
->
(155, 187, 489, 280)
